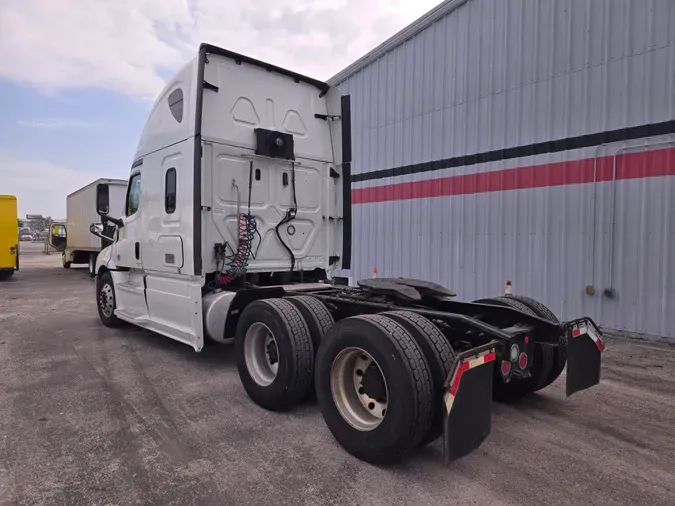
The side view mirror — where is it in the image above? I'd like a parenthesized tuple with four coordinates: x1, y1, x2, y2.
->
(96, 183, 110, 215)
(96, 182, 124, 228)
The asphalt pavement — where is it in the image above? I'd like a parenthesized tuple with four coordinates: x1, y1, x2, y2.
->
(1, 243, 674, 505)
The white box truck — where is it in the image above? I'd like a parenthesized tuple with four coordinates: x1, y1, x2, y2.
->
(90, 43, 605, 465)
(50, 178, 127, 276)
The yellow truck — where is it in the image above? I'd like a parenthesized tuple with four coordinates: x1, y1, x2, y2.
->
(0, 195, 19, 280)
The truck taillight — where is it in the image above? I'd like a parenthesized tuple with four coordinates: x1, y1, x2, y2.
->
(509, 344, 519, 361)
(518, 352, 528, 369)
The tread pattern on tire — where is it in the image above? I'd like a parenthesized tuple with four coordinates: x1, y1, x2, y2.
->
(384, 311, 456, 374)
(256, 298, 314, 409)
(473, 296, 554, 400)
(357, 314, 435, 458)
(382, 310, 455, 444)
(286, 295, 334, 349)
(505, 295, 567, 390)
(505, 295, 559, 323)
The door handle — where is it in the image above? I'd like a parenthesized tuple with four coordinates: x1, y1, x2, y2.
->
(135, 242, 140, 260)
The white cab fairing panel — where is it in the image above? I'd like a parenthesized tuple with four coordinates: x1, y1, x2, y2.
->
(135, 59, 197, 159)
(111, 270, 148, 321)
(201, 56, 333, 162)
(200, 53, 344, 274)
(139, 142, 195, 276)
(144, 275, 204, 351)
(205, 143, 333, 273)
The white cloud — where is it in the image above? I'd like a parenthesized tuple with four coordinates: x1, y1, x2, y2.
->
(0, 0, 444, 218)
(17, 118, 102, 129)
(0, 0, 444, 100)
(0, 150, 106, 219)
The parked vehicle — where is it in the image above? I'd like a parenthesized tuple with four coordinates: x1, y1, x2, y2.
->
(92, 44, 605, 465)
(0, 195, 19, 280)
(50, 179, 126, 276)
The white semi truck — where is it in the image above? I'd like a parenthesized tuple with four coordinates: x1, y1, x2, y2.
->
(92, 44, 605, 465)
(51, 179, 127, 276)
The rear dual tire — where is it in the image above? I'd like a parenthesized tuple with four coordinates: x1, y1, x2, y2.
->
(315, 314, 435, 464)
(236, 299, 449, 463)
(235, 298, 315, 411)
(506, 295, 566, 391)
(381, 311, 455, 444)
(474, 295, 563, 403)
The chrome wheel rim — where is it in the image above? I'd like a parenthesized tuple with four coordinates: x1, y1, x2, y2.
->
(99, 283, 114, 318)
(331, 347, 388, 431)
(244, 323, 279, 386)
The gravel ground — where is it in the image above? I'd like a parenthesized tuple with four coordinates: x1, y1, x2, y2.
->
(1, 243, 674, 506)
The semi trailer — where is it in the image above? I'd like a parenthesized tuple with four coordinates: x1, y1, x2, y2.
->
(51, 179, 126, 276)
(92, 43, 605, 465)
(0, 195, 19, 280)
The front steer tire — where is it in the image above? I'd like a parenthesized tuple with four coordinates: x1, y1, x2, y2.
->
(235, 298, 314, 411)
(315, 314, 434, 465)
(97, 271, 125, 328)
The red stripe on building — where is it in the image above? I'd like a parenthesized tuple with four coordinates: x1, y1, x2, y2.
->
(352, 147, 675, 204)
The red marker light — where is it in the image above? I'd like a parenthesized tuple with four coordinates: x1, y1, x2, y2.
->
(524, 336, 529, 344)
(518, 353, 528, 370)
(501, 361, 511, 376)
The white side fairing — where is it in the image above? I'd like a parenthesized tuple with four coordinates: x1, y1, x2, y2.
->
(200, 54, 344, 275)
(100, 56, 205, 350)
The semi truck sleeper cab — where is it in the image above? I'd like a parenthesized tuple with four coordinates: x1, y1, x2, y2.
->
(92, 43, 604, 465)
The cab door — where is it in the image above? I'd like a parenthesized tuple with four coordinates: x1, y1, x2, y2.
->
(113, 171, 143, 269)
(110, 169, 148, 320)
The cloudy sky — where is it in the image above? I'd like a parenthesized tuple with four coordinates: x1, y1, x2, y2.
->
(0, 0, 443, 218)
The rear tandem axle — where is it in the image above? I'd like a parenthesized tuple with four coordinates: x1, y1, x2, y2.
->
(233, 277, 604, 464)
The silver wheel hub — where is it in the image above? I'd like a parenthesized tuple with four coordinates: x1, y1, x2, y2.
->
(331, 347, 388, 431)
(244, 323, 279, 386)
(99, 283, 114, 318)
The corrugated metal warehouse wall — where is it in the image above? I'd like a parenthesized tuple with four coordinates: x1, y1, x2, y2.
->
(330, 0, 675, 338)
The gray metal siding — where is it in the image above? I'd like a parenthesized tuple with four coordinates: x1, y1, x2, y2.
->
(334, 0, 675, 338)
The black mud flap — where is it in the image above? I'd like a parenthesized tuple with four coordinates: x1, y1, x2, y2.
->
(565, 319, 605, 397)
(442, 341, 499, 464)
